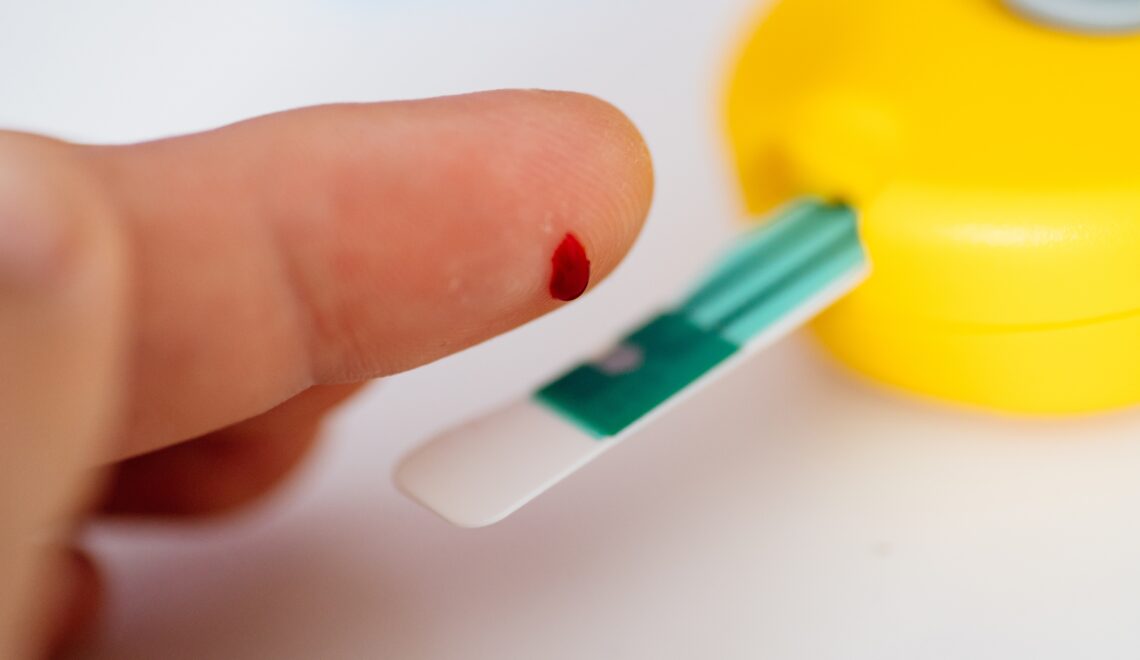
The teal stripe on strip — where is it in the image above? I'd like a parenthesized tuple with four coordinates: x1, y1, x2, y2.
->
(681, 201, 857, 327)
(717, 230, 864, 344)
(536, 314, 738, 438)
(682, 199, 826, 314)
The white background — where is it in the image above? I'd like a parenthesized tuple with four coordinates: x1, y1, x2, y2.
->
(5, 1, 1140, 658)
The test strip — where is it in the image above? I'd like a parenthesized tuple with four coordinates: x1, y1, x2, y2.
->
(395, 199, 868, 527)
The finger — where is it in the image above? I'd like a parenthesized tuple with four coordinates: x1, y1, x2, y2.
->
(42, 548, 101, 659)
(0, 134, 126, 659)
(81, 89, 654, 458)
(99, 384, 362, 517)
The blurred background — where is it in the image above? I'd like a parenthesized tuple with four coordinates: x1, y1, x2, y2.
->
(6, 1, 1140, 658)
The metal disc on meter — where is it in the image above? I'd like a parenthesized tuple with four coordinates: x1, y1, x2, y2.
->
(1006, 0, 1140, 32)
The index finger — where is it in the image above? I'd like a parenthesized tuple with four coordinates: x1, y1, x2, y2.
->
(80, 90, 654, 458)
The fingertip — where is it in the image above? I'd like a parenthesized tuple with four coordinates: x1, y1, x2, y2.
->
(495, 89, 654, 285)
(0, 132, 124, 293)
(264, 88, 656, 377)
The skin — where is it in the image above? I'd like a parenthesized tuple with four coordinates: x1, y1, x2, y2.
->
(0, 89, 654, 658)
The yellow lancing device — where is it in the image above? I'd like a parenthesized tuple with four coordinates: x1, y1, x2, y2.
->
(728, 0, 1140, 415)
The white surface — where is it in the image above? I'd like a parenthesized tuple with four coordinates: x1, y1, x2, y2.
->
(6, 1, 1140, 659)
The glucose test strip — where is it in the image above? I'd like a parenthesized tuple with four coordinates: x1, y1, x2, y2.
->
(396, 199, 868, 527)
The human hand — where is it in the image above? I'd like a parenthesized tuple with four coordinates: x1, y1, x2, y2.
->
(0, 89, 653, 658)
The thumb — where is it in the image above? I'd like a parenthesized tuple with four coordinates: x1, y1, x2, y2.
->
(0, 133, 127, 658)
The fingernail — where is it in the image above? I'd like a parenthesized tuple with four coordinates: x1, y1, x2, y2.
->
(0, 174, 70, 289)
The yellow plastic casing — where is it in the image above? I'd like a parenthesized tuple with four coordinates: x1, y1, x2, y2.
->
(726, 0, 1140, 415)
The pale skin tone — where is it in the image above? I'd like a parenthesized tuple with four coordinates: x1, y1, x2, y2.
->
(0, 89, 654, 658)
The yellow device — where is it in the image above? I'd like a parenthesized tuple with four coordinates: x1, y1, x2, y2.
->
(726, 0, 1140, 415)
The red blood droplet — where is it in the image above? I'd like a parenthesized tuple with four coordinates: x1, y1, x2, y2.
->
(549, 233, 590, 301)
